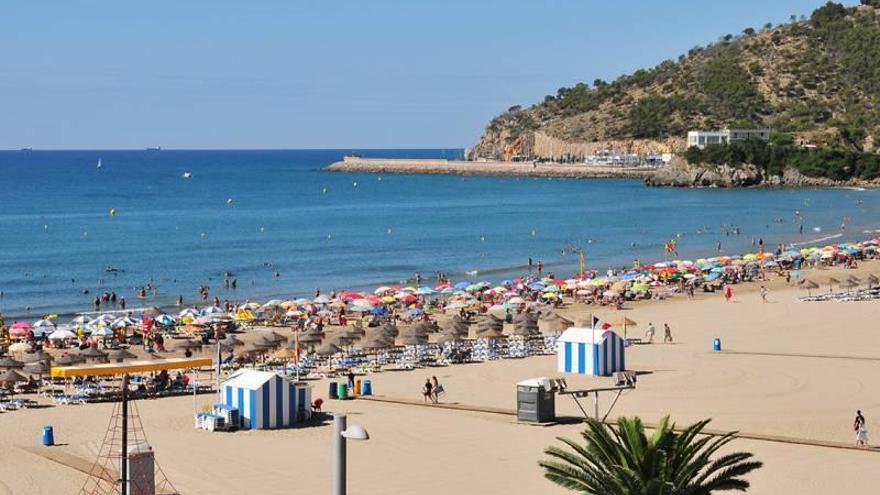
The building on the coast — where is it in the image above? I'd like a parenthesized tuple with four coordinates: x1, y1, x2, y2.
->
(687, 128, 772, 149)
(221, 370, 312, 429)
(556, 327, 625, 376)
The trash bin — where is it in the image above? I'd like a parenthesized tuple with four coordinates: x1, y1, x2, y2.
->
(355, 379, 362, 395)
(42, 426, 54, 446)
(337, 382, 349, 400)
(362, 380, 372, 396)
(713, 338, 722, 352)
(329, 381, 338, 400)
(516, 378, 555, 423)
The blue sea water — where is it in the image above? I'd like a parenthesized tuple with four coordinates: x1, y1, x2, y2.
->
(0, 148, 878, 319)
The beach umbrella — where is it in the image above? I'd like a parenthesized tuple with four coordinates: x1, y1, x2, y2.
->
(376, 323, 399, 338)
(868, 274, 879, 288)
(840, 280, 858, 291)
(512, 312, 540, 337)
(360, 333, 395, 350)
(539, 312, 573, 334)
(90, 326, 114, 337)
(611, 317, 638, 339)
(48, 329, 77, 341)
(315, 343, 343, 356)
(80, 346, 109, 362)
(0, 369, 28, 398)
(23, 360, 50, 377)
(266, 331, 289, 344)
(55, 354, 85, 366)
(174, 339, 203, 351)
(238, 302, 260, 311)
(142, 307, 163, 317)
(220, 335, 245, 347)
(296, 329, 325, 344)
(154, 314, 176, 326)
(8, 342, 32, 353)
(21, 350, 52, 363)
(272, 347, 299, 360)
(827, 277, 840, 292)
(411, 320, 438, 335)
(70, 315, 91, 325)
(800, 279, 819, 296)
(34, 319, 56, 330)
(111, 316, 137, 329)
(251, 336, 278, 349)
(398, 332, 429, 346)
(0, 357, 25, 370)
(108, 349, 137, 362)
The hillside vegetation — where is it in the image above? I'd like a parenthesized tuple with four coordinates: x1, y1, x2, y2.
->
(474, 1, 880, 169)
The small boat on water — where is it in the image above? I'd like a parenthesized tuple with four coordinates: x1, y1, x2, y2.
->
(20, 147, 32, 151)
(146, 146, 162, 151)
(96, 158, 102, 169)
(182, 172, 192, 179)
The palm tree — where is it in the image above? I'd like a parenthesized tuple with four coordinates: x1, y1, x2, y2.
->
(540, 416, 762, 494)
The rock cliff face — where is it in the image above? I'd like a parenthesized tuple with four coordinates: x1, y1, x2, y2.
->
(644, 159, 880, 188)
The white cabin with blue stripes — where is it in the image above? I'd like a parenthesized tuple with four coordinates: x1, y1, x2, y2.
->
(557, 327, 625, 376)
(222, 370, 312, 429)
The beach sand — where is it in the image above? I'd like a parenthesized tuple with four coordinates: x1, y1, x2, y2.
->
(2, 263, 880, 494)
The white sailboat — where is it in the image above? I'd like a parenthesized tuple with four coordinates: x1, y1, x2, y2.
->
(96, 158, 102, 169)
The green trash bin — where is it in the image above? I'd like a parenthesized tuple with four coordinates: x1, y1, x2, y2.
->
(337, 382, 349, 400)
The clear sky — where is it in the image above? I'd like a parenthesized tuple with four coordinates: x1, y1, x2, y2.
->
(0, 0, 855, 149)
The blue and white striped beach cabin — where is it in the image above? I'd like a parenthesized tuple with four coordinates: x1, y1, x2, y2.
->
(222, 370, 312, 429)
(557, 327, 625, 376)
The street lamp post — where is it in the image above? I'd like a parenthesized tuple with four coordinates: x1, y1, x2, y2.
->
(333, 413, 369, 495)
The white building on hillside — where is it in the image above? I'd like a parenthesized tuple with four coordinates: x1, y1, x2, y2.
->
(687, 128, 771, 149)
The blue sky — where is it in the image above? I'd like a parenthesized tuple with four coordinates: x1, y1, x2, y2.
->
(0, 1, 854, 149)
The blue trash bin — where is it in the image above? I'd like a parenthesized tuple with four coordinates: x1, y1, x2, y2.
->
(713, 338, 721, 352)
(362, 380, 372, 396)
(42, 426, 54, 446)
(329, 381, 338, 400)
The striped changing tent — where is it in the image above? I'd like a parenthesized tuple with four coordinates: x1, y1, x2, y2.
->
(557, 327, 625, 376)
(222, 370, 311, 429)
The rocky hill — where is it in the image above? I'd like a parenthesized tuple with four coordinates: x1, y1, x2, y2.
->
(472, 1, 880, 163)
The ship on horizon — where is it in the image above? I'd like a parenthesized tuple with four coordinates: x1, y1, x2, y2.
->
(145, 146, 162, 151)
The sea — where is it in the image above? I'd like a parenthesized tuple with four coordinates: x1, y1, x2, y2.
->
(0, 148, 878, 320)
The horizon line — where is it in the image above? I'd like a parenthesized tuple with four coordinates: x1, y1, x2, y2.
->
(1, 146, 467, 152)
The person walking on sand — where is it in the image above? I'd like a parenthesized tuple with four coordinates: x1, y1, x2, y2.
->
(663, 323, 673, 343)
(422, 378, 433, 404)
(724, 285, 733, 303)
(760, 285, 768, 303)
(431, 376, 443, 404)
(645, 323, 656, 343)
(855, 410, 868, 447)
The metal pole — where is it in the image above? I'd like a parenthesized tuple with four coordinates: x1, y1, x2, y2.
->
(295, 330, 301, 382)
(333, 413, 347, 495)
(594, 391, 599, 421)
(120, 374, 129, 495)
(216, 326, 221, 401)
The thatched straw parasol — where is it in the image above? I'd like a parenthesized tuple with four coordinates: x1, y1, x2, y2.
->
(315, 343, 343, 356)
(21, 350, 52, 363)
(828, 277, 840, 292)
(376, 323, 399, 338)
(443, 315, 469, 335)
(220, 335, 245, 347)
(398, 332, 429, 346)
(360, 333, 395, 350)
(610, 317, 638, 338)
(411, 321, 439, 335)
(251, 336, 278, 348)
(0, 369, 28, 389)
(174, 339, 203, 351)
(266, 331, 288, 344)
(272, 347, 299, 360)
(475, 315, 504, 335)
(0, 357, 25, 370)
(295, 330, 324, 345)
(55, 354, 85, 366)
(800, 279, 819, 296)
(868, 274, 879, 288)
(23, 361, 51, 376)
(80, 346, 109, 362)
(108, 349, 138, 362)
(512, 312, 539, 337)
(538, 311, 573, 334)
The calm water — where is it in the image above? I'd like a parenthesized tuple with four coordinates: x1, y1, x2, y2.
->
(0, 149, 877, 318)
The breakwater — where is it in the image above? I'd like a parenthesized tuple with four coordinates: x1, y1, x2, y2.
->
(325, 156, 655, 179)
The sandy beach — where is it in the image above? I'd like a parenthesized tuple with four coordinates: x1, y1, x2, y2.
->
(2, 261, 880, 494)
